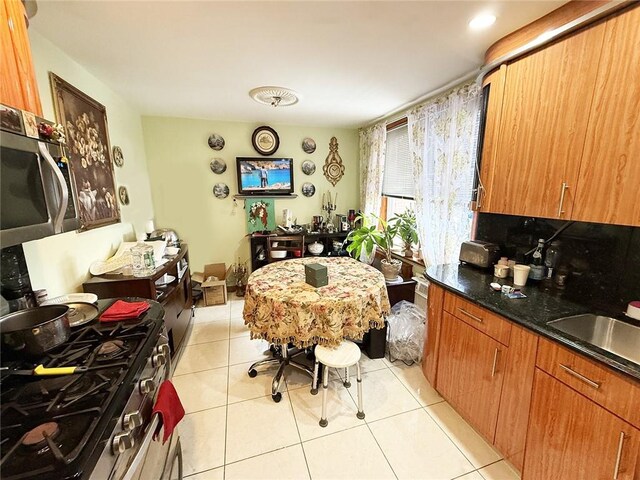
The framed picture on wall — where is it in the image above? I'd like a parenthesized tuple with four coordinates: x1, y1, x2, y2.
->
(50, 72, 121, 230)
(245, 198, 276, 233)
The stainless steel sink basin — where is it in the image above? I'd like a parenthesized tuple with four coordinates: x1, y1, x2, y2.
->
(547, 314, 640, 365)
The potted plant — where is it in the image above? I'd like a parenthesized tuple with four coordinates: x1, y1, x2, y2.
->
(346, 214, 402, 281)
(390, 208, 418, 257)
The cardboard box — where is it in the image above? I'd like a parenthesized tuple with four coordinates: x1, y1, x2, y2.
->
(198, 263, 227, 306)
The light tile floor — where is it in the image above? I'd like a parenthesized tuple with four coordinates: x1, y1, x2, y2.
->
(173, 298, 521, 480)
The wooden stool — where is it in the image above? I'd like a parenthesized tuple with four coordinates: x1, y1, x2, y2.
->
(312, 340, 365, 427)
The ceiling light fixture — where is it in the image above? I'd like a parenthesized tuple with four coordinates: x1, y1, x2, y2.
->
(249, 86, 300, 107)
(469, 13, 496, 30)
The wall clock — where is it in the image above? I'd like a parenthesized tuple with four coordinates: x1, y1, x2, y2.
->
(252, 126, 279, 156)
(323, 137, 345, 186)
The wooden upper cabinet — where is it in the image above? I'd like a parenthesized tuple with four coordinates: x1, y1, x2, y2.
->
(476, 65, 506, 212)
(572, 5, 640, 227)
(482, 21, 606, 219)
(0, 0, 42, 115)
(524, 369, 640, 480)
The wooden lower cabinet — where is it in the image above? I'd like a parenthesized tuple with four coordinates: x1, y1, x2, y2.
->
(436, 311, 505, 441)
(422, 283, 444, 386)
(524, 368, 640, 480)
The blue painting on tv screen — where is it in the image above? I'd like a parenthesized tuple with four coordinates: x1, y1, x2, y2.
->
(236, 158, 293, 195)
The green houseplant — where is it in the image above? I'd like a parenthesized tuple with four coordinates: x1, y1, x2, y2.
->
(390, 208, 418, 257)
(346, 214, 402, 281)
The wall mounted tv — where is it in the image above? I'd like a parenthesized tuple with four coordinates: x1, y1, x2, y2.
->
(236, 157, 294, 195)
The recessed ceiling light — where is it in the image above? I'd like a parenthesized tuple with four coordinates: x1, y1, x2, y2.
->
(469, 13, 496, 30)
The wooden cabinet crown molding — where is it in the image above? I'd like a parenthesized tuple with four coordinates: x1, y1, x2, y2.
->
(484, 0, 629, 65)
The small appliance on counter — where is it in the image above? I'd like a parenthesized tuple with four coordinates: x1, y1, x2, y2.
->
(459, 240, 501, 268)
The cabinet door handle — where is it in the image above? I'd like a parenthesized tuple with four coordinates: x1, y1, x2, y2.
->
(458, 308, 483, 323)
(557, 182, 569, 217)
(613, 431, 626, 480)
(491, 348, 500, 377)
(476, 185, 485, 210)
(559, 364, 601, 389)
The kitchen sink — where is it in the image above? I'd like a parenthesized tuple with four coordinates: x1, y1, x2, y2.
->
(547, 314, 640, 365)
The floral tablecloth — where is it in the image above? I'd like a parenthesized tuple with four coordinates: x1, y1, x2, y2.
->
(243, 257, 391, 348)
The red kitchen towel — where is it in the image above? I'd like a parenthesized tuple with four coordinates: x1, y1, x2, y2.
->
(99, 300, 150, 322)
(152, 381, 185, 444)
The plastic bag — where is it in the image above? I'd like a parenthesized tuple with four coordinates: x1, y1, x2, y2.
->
(387, 300, 425, 364)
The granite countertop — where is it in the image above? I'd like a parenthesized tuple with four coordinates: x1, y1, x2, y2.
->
(425, 263, 640, 381)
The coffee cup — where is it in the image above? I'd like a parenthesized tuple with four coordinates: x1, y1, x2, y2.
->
(513, 265, 531, 286)
(494, 264, 509, 278)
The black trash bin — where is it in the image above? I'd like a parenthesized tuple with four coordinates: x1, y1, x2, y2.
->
(360, 320, 388, 359)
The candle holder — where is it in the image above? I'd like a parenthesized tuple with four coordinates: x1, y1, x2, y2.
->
(322, 191, 337, 227)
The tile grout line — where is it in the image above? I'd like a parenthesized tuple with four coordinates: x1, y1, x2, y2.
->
(362, 415, 399, 480)
(285, 382, 313, 480)
(421, 404, 498, 474)
(222, 303, 232, 480)
(386, 362, 428, 405)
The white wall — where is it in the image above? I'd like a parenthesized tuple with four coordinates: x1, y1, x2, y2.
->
(22, 31, 155, 297)
(142, 116, 359, 271)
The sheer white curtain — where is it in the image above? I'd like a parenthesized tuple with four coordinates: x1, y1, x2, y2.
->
(408, 83, 481, 267)
(359, 122, 387, 217)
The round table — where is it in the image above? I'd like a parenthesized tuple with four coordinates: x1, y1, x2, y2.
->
(243, 257, 391, 348)
(242, 257, 391, 402)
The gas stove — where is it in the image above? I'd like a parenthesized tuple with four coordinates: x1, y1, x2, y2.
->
(0, 299, 173, 480)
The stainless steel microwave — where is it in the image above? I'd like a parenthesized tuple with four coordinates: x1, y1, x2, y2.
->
(1, 106, 80, 248)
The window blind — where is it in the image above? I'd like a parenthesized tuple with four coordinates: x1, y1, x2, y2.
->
(382, 124, 414, 199)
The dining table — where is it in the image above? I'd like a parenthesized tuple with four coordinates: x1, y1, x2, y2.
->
(242, 256, 391, 402)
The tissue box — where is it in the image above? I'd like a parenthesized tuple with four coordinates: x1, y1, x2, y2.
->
(305, 263, 328, 288)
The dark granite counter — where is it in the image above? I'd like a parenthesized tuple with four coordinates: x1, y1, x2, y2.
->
(425, 263, 640, 381)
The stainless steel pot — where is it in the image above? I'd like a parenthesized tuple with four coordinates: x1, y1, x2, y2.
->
(0, 305, 71, 356)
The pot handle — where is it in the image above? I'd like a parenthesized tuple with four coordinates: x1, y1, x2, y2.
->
(33, 365, 84, 376)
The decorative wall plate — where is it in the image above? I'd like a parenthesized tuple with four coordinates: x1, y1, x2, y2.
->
(210, 158, 226, 174)
(252, 126, 279, 156)
(302, 137, 316, 154)
(301, 182, 316, 197)
(113, 146, 124, 167)
(118, 186, 130, 205)
(301, 160, 316, 175)
(208, 133, 225, 150)
(323, 137, 345, 187)
(213, 183, 230, 199)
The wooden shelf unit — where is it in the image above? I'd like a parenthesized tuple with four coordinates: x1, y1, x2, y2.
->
(83, 245, 193, 357)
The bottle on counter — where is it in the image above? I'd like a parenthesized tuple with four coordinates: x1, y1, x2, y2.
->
(529, 239, 546, 280)
(544, 241, 561, 279)
(131, 242, 155, 277)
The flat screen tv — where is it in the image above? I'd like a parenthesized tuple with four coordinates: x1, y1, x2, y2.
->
(236, 157, 294, 195)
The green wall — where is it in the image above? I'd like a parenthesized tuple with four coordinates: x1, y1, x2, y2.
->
(22, 31, 155, 296)
(142, 116, 360, 271)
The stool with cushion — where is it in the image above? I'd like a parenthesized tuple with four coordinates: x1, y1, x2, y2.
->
(312, 340, 364, 427)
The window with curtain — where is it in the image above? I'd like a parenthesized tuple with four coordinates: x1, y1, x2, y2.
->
(380, 121, 417, 250)
(382, 123, 413, 200)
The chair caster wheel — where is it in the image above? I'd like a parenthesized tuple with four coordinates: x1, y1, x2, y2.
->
(248, 369, 258, 378)
(310, 388, 318, 395)
(343, 381, 351, 388)
(357, 411, 365, 420)
(272, 392, 282, 403)
(319, 418, 328, 427)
